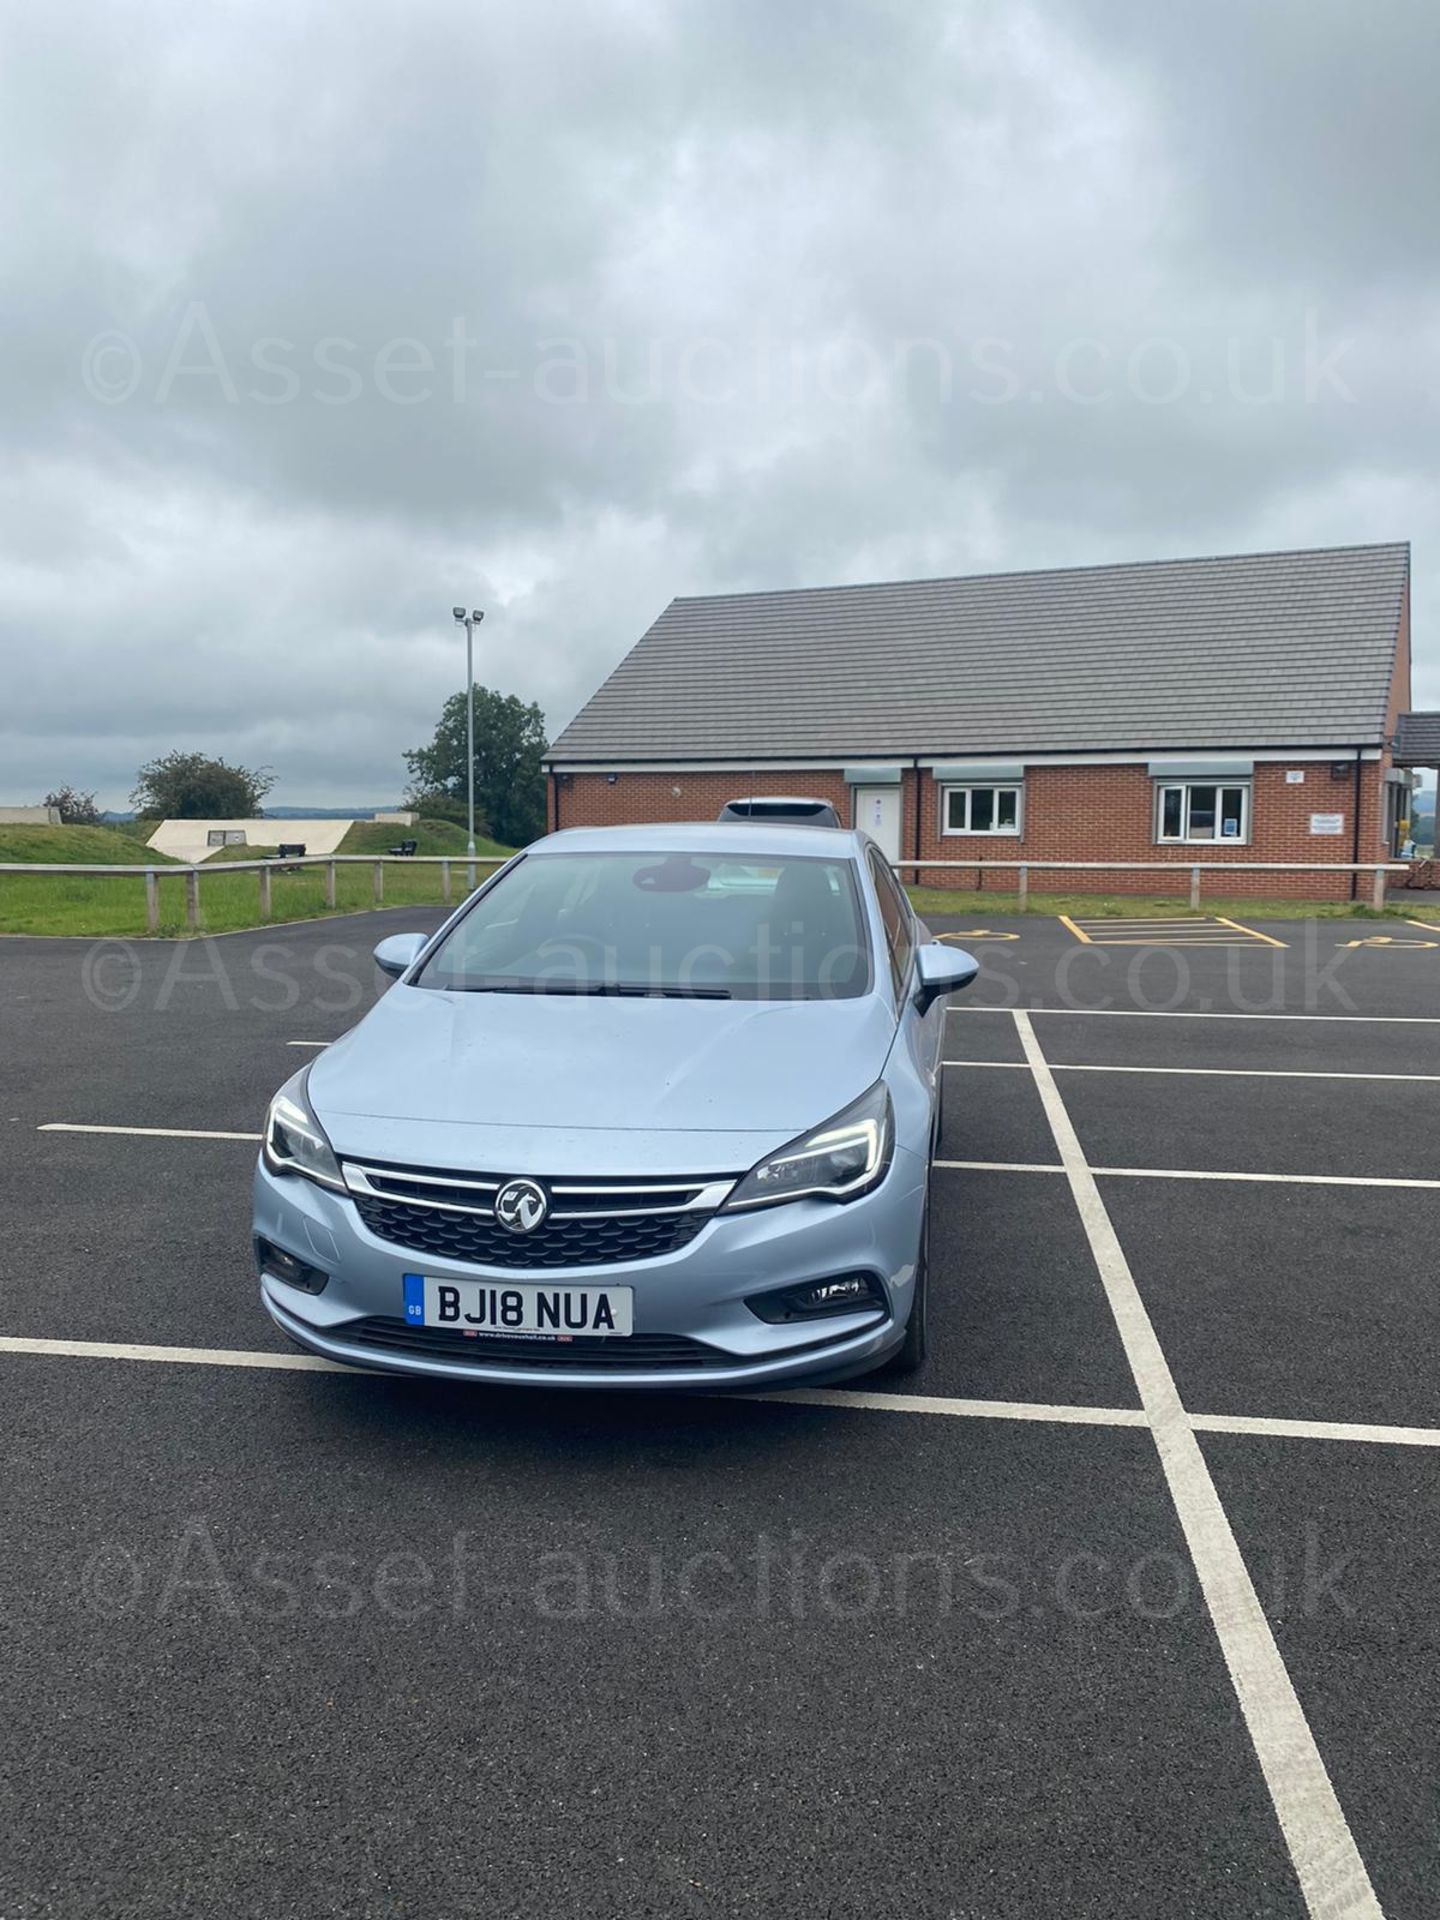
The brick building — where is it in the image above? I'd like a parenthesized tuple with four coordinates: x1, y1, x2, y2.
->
(546, 542, 1427, 900)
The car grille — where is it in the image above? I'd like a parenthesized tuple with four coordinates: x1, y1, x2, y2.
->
(340, 1318, 737, 1371)
(343, 1159, 738, 1271)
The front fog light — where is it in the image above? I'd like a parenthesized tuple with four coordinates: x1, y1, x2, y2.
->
(745, 1272, 886, 1324)
(255, 1237, 329, 1295)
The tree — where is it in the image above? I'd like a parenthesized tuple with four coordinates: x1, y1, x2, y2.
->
(403, 686, 547, 848)
(43, 785, 103, 825)
(132, 751, 275, 820)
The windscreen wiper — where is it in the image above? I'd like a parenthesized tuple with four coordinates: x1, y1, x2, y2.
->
(448, 980, 731, 998)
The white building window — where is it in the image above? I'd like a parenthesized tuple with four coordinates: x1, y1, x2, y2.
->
(941, 785, 1022, 836)
(1155, 782, 1250, 844)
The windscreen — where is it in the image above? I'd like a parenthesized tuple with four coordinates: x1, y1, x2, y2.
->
(415, 850, 872, 1000)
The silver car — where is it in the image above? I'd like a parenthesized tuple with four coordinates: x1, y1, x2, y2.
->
(253, 823, 977, 1389)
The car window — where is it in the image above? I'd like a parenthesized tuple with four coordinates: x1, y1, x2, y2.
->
(868, 850, 915, 999)
(414, 850, 874, 1000)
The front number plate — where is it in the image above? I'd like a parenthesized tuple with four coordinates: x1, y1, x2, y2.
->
(403, 1273, 634, 1338)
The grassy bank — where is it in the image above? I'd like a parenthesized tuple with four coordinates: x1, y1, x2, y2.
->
(0, 831, 515, 937)
(200, 816, 512, 866)
(0, 823, 175, 865)
(337, 818, 511, 859)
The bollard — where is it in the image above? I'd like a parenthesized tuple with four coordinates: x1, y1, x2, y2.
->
(1371, 867, 1387, 912)
(373, 860, 384, 905)
(145, 870, 159, 934)
(1189, 866, 1201, 909)
(186, 868, 200, 931)
(441, 859, 452, 904)
(325, 861, 337, 909)
(259, 865, 272, 921)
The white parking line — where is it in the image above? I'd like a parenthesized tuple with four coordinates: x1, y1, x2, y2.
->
(753, 1387, 1149, 1426)
(1190, 1411, 1440, 1449)
(37, 1123, 263, 1142)
(1096, 1167, 1440, 1191)
(935, 1158, 1440, 1190)
(945, 1059, 1440, 1083)
(286, 1040, 330, 1049)
(35, 1124, 1440, 1193)
(952, 1005, 1440, 1024)
(0, 1335, 345, 1370)
(936, 1158, 1066, 1174)
(1013, 1008, 1382, 1920)
(2, 1337, 1438, 1453)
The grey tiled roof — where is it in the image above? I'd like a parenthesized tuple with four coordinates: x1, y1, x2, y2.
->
(549, 542, 1410, 761)
(1393, 711, 1440, 764)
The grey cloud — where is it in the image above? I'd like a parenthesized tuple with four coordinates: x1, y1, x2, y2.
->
(0, 0, 1434, 805)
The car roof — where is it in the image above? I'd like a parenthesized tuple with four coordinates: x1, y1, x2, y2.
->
(718, 796, 837, 808)
(534, 821, 870, 861)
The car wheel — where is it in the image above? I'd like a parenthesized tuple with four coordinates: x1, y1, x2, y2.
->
(885, 1190, 929, 1376)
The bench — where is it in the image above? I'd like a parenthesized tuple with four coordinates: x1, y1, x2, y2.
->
(264, 842, 308, 870)
(388, 838, 418, 857)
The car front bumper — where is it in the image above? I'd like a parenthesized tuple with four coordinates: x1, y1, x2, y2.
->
(252, 1147, 927, 1391)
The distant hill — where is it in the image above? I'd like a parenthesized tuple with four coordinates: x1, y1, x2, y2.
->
(102, 805, 401, 824)
(264, 805, 401, 820)
(1410, 791, 1435, 853)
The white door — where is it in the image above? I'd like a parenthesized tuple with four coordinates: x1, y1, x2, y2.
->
(854, 786, 901, 861)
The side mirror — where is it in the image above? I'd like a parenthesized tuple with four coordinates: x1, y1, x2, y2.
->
(914, 942, 979, 1013)
(373, 932, 429, 980)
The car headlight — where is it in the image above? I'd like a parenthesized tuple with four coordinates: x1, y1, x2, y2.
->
(724, 1082, 893, 1211)
(262, 1068, 346, 1194)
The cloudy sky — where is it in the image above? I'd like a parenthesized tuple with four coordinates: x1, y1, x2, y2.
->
(3, 0, 1435, 807)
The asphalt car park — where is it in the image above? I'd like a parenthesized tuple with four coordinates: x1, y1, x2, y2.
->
(3, 908, 1438, 1918)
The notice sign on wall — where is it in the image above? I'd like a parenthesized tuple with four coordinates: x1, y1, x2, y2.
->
(1309, 812, 1345, 835)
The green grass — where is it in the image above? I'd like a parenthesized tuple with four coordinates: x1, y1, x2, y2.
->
(0, 819, 517, 937)
(3, 829, 1429, 938)
(903, 885, 1439, 924)
(0, 823, 176, 865)
(336, 817, 512, 859)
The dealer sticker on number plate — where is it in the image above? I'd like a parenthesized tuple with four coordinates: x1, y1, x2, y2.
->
(403, 1273, 634, 1338)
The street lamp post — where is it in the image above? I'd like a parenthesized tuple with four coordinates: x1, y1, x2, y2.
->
(451, 607, 485, 862)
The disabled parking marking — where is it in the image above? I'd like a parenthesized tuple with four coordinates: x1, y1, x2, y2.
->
(1337, 934, 1439, 949)
(1209, 914, 1288, 947)
(1058, 913, 1287, 948)
(933, 928, 1020, 941)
